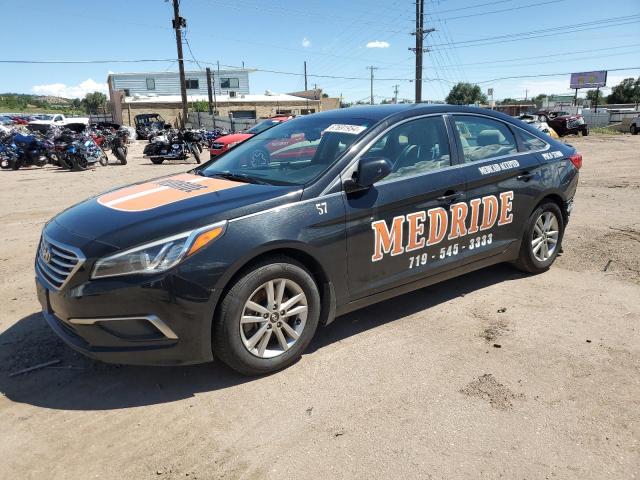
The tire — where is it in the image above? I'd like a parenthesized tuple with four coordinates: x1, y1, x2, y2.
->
(71, 155, 88, 171)
(631, 125, 639, 135)
(99, 150, 109, 167)
(191, 145, 201, 164)
(151, 158, 165, 164)
(10, 159, 20, 170)
(213, 257, 321, 375)
(581, 126, 589, 136)
(115, 146, 127, 165)
(512, 201, 564, 274)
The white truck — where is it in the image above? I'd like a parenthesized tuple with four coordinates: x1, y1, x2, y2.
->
(28, 113, 90, 127)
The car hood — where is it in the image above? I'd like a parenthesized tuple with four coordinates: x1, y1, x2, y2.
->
(214, 133, 253, 145)
(53, 172, 301, 249)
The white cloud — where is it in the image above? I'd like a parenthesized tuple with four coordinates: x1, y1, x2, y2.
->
(366, 40, 390, 49)
(31, 78, 108, 99)
(302, 37, 311, 48)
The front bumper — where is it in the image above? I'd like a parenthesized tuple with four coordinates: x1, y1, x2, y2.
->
(36, 254, 219, 366)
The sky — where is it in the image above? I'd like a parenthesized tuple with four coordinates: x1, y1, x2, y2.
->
(0, 0, 639, 102)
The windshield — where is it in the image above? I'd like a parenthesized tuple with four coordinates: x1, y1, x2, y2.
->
(198, 115, 374, 186)
(246, 119, 281, 135)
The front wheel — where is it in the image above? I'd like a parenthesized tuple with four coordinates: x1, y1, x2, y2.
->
(512, 201, 564, 274)
(191, 145, 201, 164)
(213, 258, 321, 375)
(581, 126, 589, 136)
(150, 157, 165, 164)
(71, 154, 88, 171)
(631, 124, 639, 135)
(115, 146, 127, 165)
(98, 150, 109, 167)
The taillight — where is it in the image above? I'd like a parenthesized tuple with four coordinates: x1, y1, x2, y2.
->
(569, 153, 582, 170)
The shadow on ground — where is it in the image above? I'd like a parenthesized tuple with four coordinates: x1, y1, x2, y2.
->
(0, 264, 523, 411)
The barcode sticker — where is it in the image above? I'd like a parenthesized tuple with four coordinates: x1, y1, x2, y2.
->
(324, 124, 367, 135)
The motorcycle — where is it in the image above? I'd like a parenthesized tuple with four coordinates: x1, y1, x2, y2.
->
(143, 129, 201, 164)
(5, 131, 52, 170)
(109, 127, 129, 165)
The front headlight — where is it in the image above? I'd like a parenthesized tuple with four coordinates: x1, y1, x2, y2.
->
(91, 221, 226, 279)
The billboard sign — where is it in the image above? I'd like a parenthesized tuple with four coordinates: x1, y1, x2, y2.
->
(570, 71, 607, 89)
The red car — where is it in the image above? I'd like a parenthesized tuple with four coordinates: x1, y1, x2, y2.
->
(209, 116, 292, 159)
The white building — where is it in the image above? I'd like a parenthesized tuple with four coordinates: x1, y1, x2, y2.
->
(107, 69, 251, 98)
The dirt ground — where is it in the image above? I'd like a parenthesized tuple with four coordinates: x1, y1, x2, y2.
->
(0, 135, 639, 479)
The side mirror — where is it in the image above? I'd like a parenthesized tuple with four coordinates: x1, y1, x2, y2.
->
(344, 156, 392, 193)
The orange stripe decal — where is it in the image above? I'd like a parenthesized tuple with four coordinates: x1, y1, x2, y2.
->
(97, 173, 244, 212)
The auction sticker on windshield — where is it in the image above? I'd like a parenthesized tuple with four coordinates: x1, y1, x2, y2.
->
(324, 124, 367, 135)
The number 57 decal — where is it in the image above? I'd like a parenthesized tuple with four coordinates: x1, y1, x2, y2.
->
(316, 202, 328, 215)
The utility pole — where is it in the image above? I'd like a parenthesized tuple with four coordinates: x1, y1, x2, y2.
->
(409, 0, 434, 104)
(367, 66, 378, 105)
(393, 84, 399, 104)
(172, 0, 188, 127)
(304, 61, 308, 91)
(206, 67, 217, 128)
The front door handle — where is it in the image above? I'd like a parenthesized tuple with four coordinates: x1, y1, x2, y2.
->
(517, 172, 534, 182)
(437, 191, 464, 204)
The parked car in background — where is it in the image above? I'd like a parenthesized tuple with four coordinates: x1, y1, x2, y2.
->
(135, 113, 168, 140)
(518, 113, 559, 138)
(536, 110, 588, 137)
(630, 114, 639, 135)
(29, 113, 89, 128)
(209, 116, 292, 160)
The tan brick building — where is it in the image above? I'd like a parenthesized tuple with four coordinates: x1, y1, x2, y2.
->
(112, 93, 338, 127)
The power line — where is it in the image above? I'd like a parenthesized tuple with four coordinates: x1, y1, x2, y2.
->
(430, 15, 640, 48)
(439, 0, 566, 21)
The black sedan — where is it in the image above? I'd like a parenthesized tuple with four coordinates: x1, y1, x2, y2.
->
(35, 105, 581, 375)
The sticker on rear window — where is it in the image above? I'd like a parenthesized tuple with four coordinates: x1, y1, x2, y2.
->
(324, 124, 367, 135)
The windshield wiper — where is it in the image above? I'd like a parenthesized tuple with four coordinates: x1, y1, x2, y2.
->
(210, 171, 269, 185)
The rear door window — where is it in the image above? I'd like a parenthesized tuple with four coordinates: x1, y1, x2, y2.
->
(453, 115, 517, 162)
(517, 129, 548, 152)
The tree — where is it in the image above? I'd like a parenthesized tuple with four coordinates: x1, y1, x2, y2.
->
(445, 82, 487, 105)
(607, 77, 640, 104)
(585, 89, 605, 105)
(532, 94, 548, 108)
(192, 100, 209, 112)
(81, 91, 107, 114)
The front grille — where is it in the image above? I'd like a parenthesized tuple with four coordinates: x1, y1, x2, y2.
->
(37, 236, 85, 290)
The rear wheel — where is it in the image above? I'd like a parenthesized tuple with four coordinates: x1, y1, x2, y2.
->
(150, 157, 164, 164)
(213, 258, 321, 375)
(512, 201, 564, 274)
(581, 126, 589, 136)
(631, 124, 639, 135)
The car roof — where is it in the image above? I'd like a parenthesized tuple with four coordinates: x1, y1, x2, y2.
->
(308, 104, 524, 124)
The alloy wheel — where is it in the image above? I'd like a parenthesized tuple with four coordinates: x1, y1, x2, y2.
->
(240, 278, 308, 358)
(531, 211, 559, 262)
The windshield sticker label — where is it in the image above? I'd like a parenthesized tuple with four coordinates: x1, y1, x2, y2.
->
(97, 173, 244, 212)
(478, 159, 520, 175)
(371, 191, 514, 262)
(541, 150, 563, 160)
(324, 124, 367, 135)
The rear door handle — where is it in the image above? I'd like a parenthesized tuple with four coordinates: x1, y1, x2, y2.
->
(437, 191, 464, 203)
(517, 172, 534, 182)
